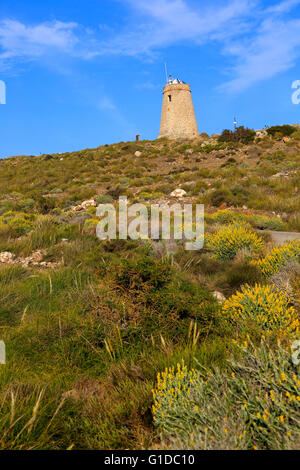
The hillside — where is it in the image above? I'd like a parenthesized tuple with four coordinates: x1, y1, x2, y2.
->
(0, 127, 299, 450)
(1, 130, 300, 220)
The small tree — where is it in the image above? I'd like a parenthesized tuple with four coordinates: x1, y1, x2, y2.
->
(266, 125, 295, 138)
(218, 126, 256, 144)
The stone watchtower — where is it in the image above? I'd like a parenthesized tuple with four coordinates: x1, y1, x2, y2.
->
(159, 76, 199, 139)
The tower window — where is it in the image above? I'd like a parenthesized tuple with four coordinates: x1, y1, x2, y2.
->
(168, 95, 172, 102)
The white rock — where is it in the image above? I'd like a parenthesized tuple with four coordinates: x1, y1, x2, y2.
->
(25, 250, 43, 264)
(255, 130, 267, 137)
(0, 248, 60, 269)
(0, 252, 15, 263)
(81, 199, 96, 209)
(170, 189, 187, 198)
(135, 151, 142, 157)
(213, 291, 226, 303)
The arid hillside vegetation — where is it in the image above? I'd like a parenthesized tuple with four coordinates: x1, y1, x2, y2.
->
(0, 125, 299, 450)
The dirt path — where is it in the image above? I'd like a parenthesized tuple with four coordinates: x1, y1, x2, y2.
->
(259, 230, 300, 245)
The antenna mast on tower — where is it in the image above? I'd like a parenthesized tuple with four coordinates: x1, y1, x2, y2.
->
(164, 63, 168, 84)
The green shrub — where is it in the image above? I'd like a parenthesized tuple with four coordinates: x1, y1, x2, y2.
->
(34, 196, 56, 214)
(208, 209, 241, 225)
(247, 214, 286, 231)
(196, 253, 224, 275)
(221, 261, 263, 291)
(218, 126, 256, 144)
(16, 198, 35, 212)
(95, 195, 114, 204)
(221, 157, 237, 168)
(138, 191, 152, 201)
(208, 210, 287, 231)
(210, 189, 232, 207)
(153, 341, 300, 449)
(0, 200, 14, 213)
(118, 177, 131, 187)
(291, 129, 300, 140)
(151, 192, 164, 199)
(148, 278, 218, 326)
(49, 188, 63, 194)
(106, 185, 127, 199)
(115, 257, 172, 290)
(266, 125, 295, 138)
(22, 217, 80, 253)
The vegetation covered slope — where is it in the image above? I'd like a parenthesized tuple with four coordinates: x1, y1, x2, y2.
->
(0, 128, 299, 221)
(0, 127, 299, 449)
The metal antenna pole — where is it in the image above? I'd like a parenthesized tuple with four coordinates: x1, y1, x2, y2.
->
(164, 63, 168, 84)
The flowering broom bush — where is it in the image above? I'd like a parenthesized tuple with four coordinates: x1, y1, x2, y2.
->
(206, 210, 286, 231)
(0, 211, 36, 236)
(83, 218, 99, 233)
(246, 214, 286, 231)
(252, 240, 300, 277)
(152, 363, 201, 436)
(208, 210, 242, 225)
(205, 224, 264, 260)
(152, 342, 300, 449)
(222, 284, 299, 336)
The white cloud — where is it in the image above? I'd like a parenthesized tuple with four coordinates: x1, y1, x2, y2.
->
(0, 19, 91, 66)
(100, 0, 300, 93)
(98, 96, 117, 111)
(98, 0, 254, 56)
(221, 5, 300, 92)
(97, 94, 136, 135)
(266, 0, 300, 14)
(1, 1, 300, 93)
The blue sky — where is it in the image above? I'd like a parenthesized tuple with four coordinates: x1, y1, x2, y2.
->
(1, 0, 300, 157)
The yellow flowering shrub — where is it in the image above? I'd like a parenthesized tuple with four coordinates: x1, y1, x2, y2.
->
(83, 218, 99, 233)
(205, 224, 264, 260)
(152, 342, 300, 450)
(206, 210, 287, 231)
(246, 214, 286, 231)
(222, 284, 299, 336)
(207, 210, 242, 225)
(0, 211, 35, 236)
(152, 363, 201, 431)
(252, 240, 300, 277)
